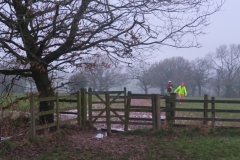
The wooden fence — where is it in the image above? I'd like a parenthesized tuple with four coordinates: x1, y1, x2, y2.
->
(166, 94, 240, 129)
(29, 89, 240, 137)
(29, 91, 86, 138)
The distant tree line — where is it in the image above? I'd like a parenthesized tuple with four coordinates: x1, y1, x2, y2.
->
(68, 44, 240, 98)
(1, 44, 239, 98)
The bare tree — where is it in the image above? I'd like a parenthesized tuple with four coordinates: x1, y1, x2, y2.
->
(189, 57, 212, 96)
(210, 44, 240, 97)
(84, 55, 129, 91)
(148, 57, 191, 94)
(68, 73, 88, 93)
(127, 63, 152, 94)
(0, 0, 224, 123)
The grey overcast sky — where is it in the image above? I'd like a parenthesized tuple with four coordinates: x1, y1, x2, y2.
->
(150, 0, 240, 62)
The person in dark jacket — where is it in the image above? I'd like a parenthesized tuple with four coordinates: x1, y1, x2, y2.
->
(167, 81, 174, 95)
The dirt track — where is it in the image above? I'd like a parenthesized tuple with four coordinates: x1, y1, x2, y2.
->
(59, 99, 165, 131)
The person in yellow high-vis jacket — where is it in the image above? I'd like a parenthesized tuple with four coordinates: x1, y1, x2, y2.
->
(174, 82, 187, 104)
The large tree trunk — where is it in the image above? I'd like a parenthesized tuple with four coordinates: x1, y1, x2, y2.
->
(32, 69, 55, 124)
(198, 85, 202, 96)
(225, 85, 235, 98)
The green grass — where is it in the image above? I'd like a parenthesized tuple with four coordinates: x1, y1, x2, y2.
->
(3, 127, 240, 160)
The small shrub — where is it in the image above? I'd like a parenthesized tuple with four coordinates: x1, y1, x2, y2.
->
(28, 136, 40, 143)
(120, 128, 150, 135)
(0, 140, 16, 152)
(179, 127, 201, 138)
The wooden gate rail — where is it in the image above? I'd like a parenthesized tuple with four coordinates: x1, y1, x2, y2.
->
(125, 92, 161, 131)
(87, 88, 127, 135)
(30, 92, 83, 138)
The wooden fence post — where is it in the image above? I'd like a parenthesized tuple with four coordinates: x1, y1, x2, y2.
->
(77, 91, 81, 126)
(203, 94, 209, 124)
(30, 94, 36, 138)
(155, 94, 161, 130)
(56, 92, 60, 131)
(211, 97, 215, 129)
(152, 94, 156, 130)
(88, 88, 92, 126)
(124, 91, 131, 131)
(105, 92, 112, 136)
(123, 88, 127, 131)
(81, 88, 87, 127)
(170, 93, 177, 125)
(165, 95, 171, 126)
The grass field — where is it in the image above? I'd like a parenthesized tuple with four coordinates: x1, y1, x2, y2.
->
(1, 126, 240, 160)
(2, 94, 240, 159)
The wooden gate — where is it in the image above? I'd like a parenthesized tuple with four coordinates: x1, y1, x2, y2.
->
(87, 88, 127, 132)
(124, 92, 162, 131)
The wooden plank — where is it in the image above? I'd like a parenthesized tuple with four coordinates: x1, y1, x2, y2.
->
(165, 95, 171, 126)
(95, 94, 106, 104)
(129, 109, 152, 112)
(58, 99, 77, 103)
(77, 91, 81, 126)
(94, 121, 126, 125)
(214, 118, 240, 122)
(56, 92, 60, 131)
(35, 97, 56, 102)
(36, 110, 55, 116)
(127, 122, 152, 125)
(123, 88, 127, 131)
(94, 121, 152, 125)
(124, 91, 131, 131)
(129, 106, 152, 108)
(169, 99, 240, 103)
(110, 108, 125, 111)
(92, 108, 106, 111)
(80, 88, 85, 127)
(87, 91, 124, 94)
(59, 112, 77, 115)
(203, 94, 208, 124)
(152, 94, 156, 130)
(211, 97, 215, 129)
(174, 116, 240, 122)
(35, 122, 57, 130)
(92, 109, 106, 123)
(170, 93, 177, 125)
(88, 88, 92, 126)
(129, 118, 152, 121)
(155, 94, 161, 130)
(111, 110, 124, 121)
(30, 95, 36, 138)
(92, 101, 105, 104)
(165, 108, 240, 113)
(174, 117, 206, 121)
(106, 93, 112, 136)
(92, 115, 125, 118)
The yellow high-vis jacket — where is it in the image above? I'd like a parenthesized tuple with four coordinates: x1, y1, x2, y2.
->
(174, 86, 187, 96)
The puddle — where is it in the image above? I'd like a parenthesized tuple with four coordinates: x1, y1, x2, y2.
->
(0, 133, 24, 143)
(99, 127, 125, 133)
(95, 132, 107, 138)
(0, 136, 11, 141)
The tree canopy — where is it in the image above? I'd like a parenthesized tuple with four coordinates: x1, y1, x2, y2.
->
(0, 0, 224, 123)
